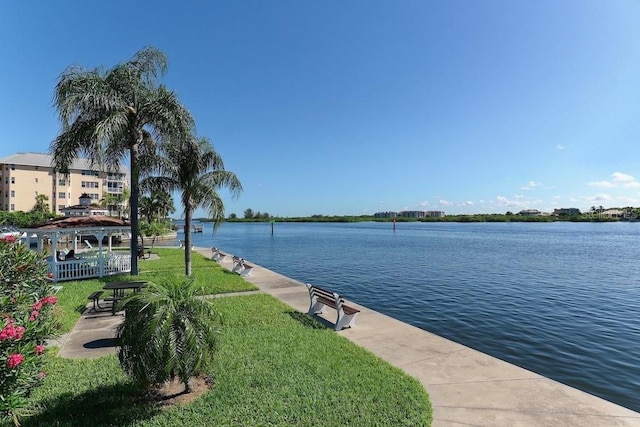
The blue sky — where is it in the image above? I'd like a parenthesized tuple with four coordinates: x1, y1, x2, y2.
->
(2, 1, 640, 217)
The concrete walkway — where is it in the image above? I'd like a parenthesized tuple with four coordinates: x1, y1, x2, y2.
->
(56, 247, 640, 426)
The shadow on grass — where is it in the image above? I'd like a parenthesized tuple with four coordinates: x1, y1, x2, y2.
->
(23, 383, 161, 427)
(286, 311, 330, 330)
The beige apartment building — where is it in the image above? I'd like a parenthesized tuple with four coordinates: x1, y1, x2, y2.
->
(0, 152, 128, 215)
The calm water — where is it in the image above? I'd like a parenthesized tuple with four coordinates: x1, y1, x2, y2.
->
(178, 221, 640, 411)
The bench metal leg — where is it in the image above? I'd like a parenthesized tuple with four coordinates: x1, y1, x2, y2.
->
(335, 310, 358, 331)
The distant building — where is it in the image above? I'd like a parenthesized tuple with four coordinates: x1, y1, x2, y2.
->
(602, 209, 624, 218)
(0, 152, 128, 215)
(518, 209, 542, 216)
(553, 208, 581, 216)
(397, 210, 445, 218)
(374, 211, 398, 218)
(60, 194, 109, 217)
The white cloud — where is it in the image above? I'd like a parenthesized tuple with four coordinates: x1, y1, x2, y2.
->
(439, 199, 454, 207)
(612, 172, 634, 182)
(495, 196, 528, 208)
(587, 173, 639, 190)
(588, 180, 616, 188)
(556, 144, 565, 150)
(418, 201, 429, 207)
(586, 193, 612, 203)
(521, 181, 542, 190)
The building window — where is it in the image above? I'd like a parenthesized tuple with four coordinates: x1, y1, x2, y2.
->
(58, 205, 65, 210)
(81, 170, 99, 177)
(81, 181, 100, 188)
(35, 177, 39, 183)
(89, 193, 99, 200)
(58, 192, 66, 199)
(10, 204, 14, 211)
(10, 177, 15, 184)
(35, 191, 38, 196)
(10, 190, 15, 198)
(58, 179, 66, 186)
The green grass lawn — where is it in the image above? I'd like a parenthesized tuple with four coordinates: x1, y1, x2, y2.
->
(54, 248, 257, 332)
(29, 248, 432, 426)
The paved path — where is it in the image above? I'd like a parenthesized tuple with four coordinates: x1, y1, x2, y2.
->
(57, 247, 640, 426)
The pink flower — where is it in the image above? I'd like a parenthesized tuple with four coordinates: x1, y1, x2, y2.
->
(0, 323, 25, 341)
(4, 235, 16, 243)
(6, 353, 24, 369)
(32, 301, 43, 311)
(41, 295, 58, 305)
(14, 326, 24, 340)
(34, 344, 46, 355)
(29, 310, 39, 322)
(39, 371, 46, 379)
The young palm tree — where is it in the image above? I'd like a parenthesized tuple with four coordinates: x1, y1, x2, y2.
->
(142, 135, 242, 275)
(116, 277, 219, 392)
(50, 47, 193, 275)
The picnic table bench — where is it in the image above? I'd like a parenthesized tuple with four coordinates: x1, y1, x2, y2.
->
(211, 247, 226, 262)
(232, 256, 254, 277)
(137, 246, 151, 259)
(306, 284, 360, 331)
(87, 291, 104, 312)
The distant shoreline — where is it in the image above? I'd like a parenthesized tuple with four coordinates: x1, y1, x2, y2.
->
(193, 214, 633, 224)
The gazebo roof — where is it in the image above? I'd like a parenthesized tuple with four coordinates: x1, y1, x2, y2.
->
(27, 215, 130, 230)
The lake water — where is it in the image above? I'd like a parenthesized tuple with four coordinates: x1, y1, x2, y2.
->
(177, 221, 640, 412)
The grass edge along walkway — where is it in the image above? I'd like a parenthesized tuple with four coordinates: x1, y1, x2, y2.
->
(26, 248, 433, 426)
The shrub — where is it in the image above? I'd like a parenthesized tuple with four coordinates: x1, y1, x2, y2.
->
(116, 276, 220, 392)
(0, 236, 59, 425)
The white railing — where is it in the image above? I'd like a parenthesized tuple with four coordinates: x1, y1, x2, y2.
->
(49, 252, 132, 282)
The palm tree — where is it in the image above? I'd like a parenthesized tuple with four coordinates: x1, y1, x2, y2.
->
(50, 47, 193, 275)
(116, 277, 219, 392)
(142, 135, 242, 275)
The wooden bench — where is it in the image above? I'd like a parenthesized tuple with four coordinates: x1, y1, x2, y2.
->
(231, 256, 254, 277)
(211, 247, 226, 262)
(306, 284, 360, 331)
(87, 291, 104, 312)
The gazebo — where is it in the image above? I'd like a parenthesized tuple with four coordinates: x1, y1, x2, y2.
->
(22, 216, 133, 282)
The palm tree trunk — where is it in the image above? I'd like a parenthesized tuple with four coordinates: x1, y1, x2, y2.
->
(184, 207, 192, 276)
(129, 145, 140, 276)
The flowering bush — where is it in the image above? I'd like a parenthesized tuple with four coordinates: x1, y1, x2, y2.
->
(0, 235, 59, 425)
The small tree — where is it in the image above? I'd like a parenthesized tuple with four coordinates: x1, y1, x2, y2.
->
(0, 236, 59, 425)
(244, 208, 254, 219)
(116, 277, 219, 392)
(30, 195, 50, 214)
(139, 220, 166, 248)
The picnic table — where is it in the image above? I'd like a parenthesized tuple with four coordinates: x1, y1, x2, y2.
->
(102, 281, 147, 314)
